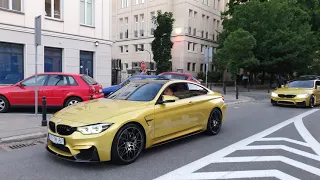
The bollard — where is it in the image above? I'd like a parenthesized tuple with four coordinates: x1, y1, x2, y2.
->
(90, 95, 93, 100)
(236, 85, 239, 99)
(41, 96, 47, 126)
(223, 83, 226, 95)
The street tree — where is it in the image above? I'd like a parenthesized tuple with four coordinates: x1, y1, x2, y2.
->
(218, 0, 318, 82)
(151, 11, 175, 74)
(216, 28, 258, 84)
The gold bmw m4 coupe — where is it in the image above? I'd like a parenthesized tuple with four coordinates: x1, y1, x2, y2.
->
(46, 79, 227, 165)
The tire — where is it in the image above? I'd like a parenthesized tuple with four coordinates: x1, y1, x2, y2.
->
(309, 95, 315, 108)
(0, 95, 9, 113)
(111, 123, 145, 165)
(205, 108, 222, 136)
(64, 97, 82, 107)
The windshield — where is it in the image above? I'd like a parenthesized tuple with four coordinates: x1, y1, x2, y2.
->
(287, 80, 314, 88)
(108, 82, 164, 101)
(162, 74, 188, 80)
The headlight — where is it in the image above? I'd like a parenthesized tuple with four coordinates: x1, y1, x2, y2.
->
(77, 123, 113, 135)
(271, 92, 278, 97)
(296, 94, 309, 98)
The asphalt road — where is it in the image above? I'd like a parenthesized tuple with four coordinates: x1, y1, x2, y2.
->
(1, 102, 320, 180)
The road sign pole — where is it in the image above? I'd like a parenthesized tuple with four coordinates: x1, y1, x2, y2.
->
(35, 15, 41, 117)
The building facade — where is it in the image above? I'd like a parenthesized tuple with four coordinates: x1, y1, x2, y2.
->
(0, 0, 113, 87)
(112, 0, 228, 81)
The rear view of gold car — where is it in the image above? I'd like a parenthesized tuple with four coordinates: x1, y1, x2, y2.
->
(271, 78, 320, 107)
(46, 79, 227, 165)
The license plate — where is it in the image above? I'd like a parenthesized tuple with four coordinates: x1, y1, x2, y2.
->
(48, 134, 65, 145)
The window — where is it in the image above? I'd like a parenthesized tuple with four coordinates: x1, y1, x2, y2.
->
(44, 47, 62, 72)
(192, 63, 196, 71)
(124, 45, 129, 53)
(0, 42, 24, 85)
(188, 42, 192, 51)
(141, 0, 144, 3)
(120, 0, 129, 8)
(201, 45, 204, 53)
(80, 75, 97, 86)
(134, 44, 138, 52)
(163, 83, 189, 100)
(193, 43, 196, 51)
(80, 0, 94, 26)
(134, 0, 138, 5)
(200, 64, 204, 71)
(288, 80, 315, 88)
(140, 44, 144, 50)
(187, 83, 208, 97)
(0, 0, 22, 11)
(194, 11, 197, 19)
(47, 75, 78, 86)
(109, 82, 164, 102)
(151, 12, 156, 29)
(187, 62, 191, 71)
(189, 9, 193, 18)
(120, 46, 124, 53)
(80, 51, 94, 78)
(134, 15, 138, 31)
(119, 18, 123, 32)
(45, 0, 61, 19)
(21, 75, 48, 86)
(140, 14, 144, 33)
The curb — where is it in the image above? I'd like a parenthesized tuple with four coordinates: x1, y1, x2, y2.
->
(0, 132, 47, 144)
(226, 100, 252, 106)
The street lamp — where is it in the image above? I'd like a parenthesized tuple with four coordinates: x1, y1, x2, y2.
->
(137, 48, 152, 72)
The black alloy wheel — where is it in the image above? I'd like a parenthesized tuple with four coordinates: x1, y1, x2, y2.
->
(205, 108, 222, 135)
(111, 123, 145, 165)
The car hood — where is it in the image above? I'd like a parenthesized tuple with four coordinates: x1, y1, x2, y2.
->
(102, 85, 120, 93)
(274, 88, 314, 95)
(51, 98, 150, 125)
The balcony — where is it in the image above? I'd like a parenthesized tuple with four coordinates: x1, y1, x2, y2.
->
(134, 30, 138, 37)
(140, 29, 144, 37)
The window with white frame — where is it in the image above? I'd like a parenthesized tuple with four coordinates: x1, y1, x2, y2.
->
(135, 15, 138, 31)
(140, 44, 144, 51)
(134, 0, 138, 5)
(140, 14, 144, 32)
(126, 0, 129, 7)
(189, 9, 192, 18)
(120, 46, 124, 53)
(188, 42, 192, 51)
(45, 0, 62, 19)
(0, 0, 22, 11)
(124, 45, 129, 53)
(134, 44, 138, 52)
(141, 0, 144, 3)
(193, 43, 196, 51)
(194, 11, 197, 20)
(80, 0, 94, 25)
(120, 18, 123, 32)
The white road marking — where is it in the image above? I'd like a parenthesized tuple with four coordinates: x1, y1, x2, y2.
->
(294, 118, 320, 156)
(239, 145, 320, 160)
(258, 137, 310, 147)
(182, 170, 300, 180)
(154, 109, 319, 180)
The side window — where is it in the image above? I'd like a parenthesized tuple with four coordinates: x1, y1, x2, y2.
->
(21, 75, 48, 86)
(316, 81, 320, 88)
(163, 83, 189, 99)
(47, 75, 78, 86)
(187, 83, 208, 97)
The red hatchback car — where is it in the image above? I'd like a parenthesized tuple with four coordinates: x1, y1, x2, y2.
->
(158, 72, 201, 84)
(0, 72, 104, 113)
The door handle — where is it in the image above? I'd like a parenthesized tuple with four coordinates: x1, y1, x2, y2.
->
(188, 101, 193, 105)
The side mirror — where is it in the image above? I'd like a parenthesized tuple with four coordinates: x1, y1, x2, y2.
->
(15, 82, 23, 87)
(157, 95, 178, 105)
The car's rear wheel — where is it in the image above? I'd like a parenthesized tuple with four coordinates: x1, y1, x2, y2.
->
(0, 96, 9, 113)
(64, 97, 82, 107)
(309, 95, 315, 108)
(111, 123, 145, 165)
(205, 108, 222, 136)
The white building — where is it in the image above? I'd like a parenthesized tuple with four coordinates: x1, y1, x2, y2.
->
(0, 0, 113, 87)
(112, 0, 228, 81)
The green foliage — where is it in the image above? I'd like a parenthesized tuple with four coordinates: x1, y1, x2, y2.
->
(216, 28, 257, 77)
(197, 71, 205, 81)
(208, 71, 223, 82)
(217, 0, 319, 76)
(151, 11, 175, 74)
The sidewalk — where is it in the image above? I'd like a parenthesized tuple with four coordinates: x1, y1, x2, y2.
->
(0, 95, 252, 144)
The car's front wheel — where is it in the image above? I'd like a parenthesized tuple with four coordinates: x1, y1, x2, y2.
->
(111, 123, 145, 165)
(309, 95, 316, 108)
(205, 108, 222, 135)
(0, 96, 9, 113)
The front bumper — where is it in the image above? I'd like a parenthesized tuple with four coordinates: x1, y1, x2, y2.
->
(271, 96, 309, 107)
(46, 124, 117, 162)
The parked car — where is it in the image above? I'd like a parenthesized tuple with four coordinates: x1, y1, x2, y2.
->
(102, 75, 159, 97)
(46, 78, 226, 164)
(0, 72, 104, 113)
(158, 72, 201, 84)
